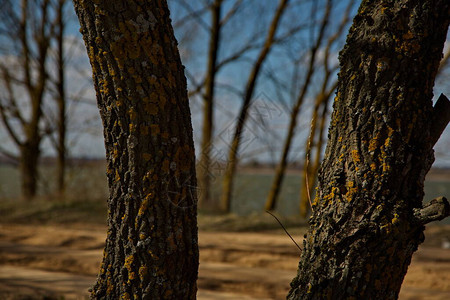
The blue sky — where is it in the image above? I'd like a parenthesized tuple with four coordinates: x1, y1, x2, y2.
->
(0, 0, 449, 167)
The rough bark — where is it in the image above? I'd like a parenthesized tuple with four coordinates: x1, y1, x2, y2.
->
(72, 1, 198, 299)
(288, 0, 449, 299)
(198, 0, 222, 208)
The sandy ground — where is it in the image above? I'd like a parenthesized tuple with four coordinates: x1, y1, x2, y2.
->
(0, 223, 450, 299)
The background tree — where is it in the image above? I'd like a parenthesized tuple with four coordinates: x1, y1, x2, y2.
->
(73, 0, 199, 298)
(51, 0, 68, 195)
(265, 0, 333, 212)
(170, 1, 363, 214)
(288, 0, 449, 299)
(265, 0, 355, 213)
(297, 0, 355, 217)
(171, 0, 289, 210)
(220, 0, 289, 212)
(0, 0, 78, 198)
(197, 0, 223, 208)
(0, 0, 54, 199)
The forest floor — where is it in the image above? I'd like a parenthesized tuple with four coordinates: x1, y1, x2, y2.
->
(0, 221, 450, 299)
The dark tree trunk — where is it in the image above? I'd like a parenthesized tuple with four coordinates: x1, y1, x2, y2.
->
(288, 0, 450, 299)
(198, 0, 222, 209)
(55, 0, 66, 195)
(20, 89, 45, 200)
(56, 93, 66, 194)
(73, 1, 198, 299)
(20, 141, 40, 199)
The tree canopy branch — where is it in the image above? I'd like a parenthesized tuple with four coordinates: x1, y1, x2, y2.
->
(0, 66, 26, 125)
(175, 0, 211, 31)
(0, 145, 19, 163)
(219, 0, 242, 26)
(0, 100, 23, 147)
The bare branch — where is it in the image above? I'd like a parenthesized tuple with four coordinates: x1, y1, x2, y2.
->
(185, 68, 205, 98)
(219, 0, 242, 26)
(0, 101, 23, 146)
(272, 23, 307, 45)
(413, 197, 450, 225)
(429, 94, 450, 147)
(20, 0, 33, 91)
(0, 66, 26, 126)
(266, 210, 302, 252)
(215, 40, 261, 71)
(0, 145, 19, 163)
(215, 82, 243, 97)
(173, 4, 210, 29)
(175, 0, 211, 31)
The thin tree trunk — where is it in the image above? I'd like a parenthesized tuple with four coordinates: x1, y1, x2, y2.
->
(0, 0, 56, 200)
(221, 0, 289, 212)
(20, 141, 40, 199)
(288, 0, 450, 299)
(198, 0, 222, 209)
(20, 0, 49, 199)
(73, 1, 198, 298)
(55, 0, 66, 195)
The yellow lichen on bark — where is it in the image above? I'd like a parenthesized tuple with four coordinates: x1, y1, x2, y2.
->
(345, 181, 358, 202)
(351, 149, 361, 164)
(384, 127, 395, 148)
(138, 194, 151, 216)
(150, 124, 160, 136)
(124, 254, 135, 284)
(138, 266, 148, 281)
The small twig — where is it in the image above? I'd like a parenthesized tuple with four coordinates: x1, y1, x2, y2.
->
(266, 210, 302, 252)
(305, 116, 315, 212)
(305, 165, 313, 211)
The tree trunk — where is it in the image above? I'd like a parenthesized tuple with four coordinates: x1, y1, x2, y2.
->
(0, 0, 50, 200)
(73, 1, 199, 299)
(20, 141, 39, 199)
(55, 0, 66, 195)
(288, 0, 449, 299)
(198, 0, 222, 209)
